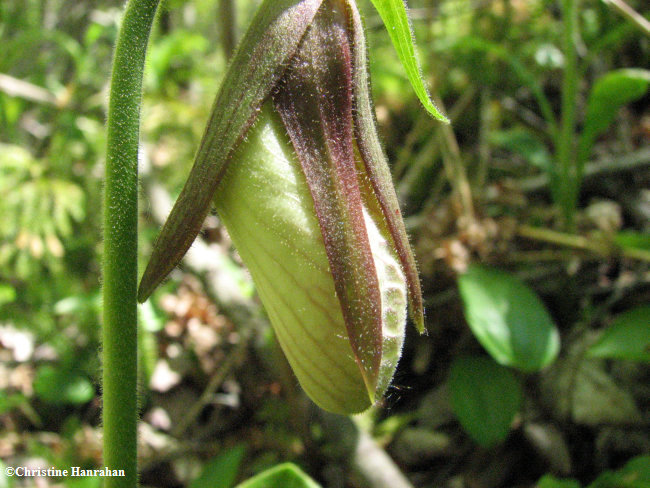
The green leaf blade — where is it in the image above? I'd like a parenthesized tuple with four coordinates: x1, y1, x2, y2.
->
(457, 265, 560, 372)
(588, 306, 650, 363)
(587, 454, 650, 488)
(235, 463, 321, 488)
(448, 356, 522, 447)
(614, 231, 650, 252)
(579, 68, 650, 165)
(368, 0, 448, 122)
(190, 444, 247, 488)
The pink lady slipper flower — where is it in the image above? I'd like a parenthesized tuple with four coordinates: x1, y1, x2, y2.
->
(139, 0, 437, 414)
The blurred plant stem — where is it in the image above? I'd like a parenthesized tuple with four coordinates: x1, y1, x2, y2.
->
(556, 0, 580, 229)
(602, 0, 650, 37)
(519, 146, 650, 193)
(103, 0, 160, 486)
(172, 331, 250, 437)
(0, 73, 58, 105)
(352, 426, 415, 488)
(396, 86, 476, 211)
(517, 225, 650, 262)
(435, 96, 476, 227)
(219, 0, 237, 58)
(475, 88, 494, 190)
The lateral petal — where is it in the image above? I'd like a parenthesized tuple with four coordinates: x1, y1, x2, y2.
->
(138, 0, 324, 302)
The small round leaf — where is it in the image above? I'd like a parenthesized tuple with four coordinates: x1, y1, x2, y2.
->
(449, 356, 522, 447)
(458, 265, 560, 371)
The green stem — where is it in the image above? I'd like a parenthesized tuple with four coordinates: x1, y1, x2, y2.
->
(103, 0, 160, 486)
(557, 0, 579, 229)
(517, 225, 650, 262)
(517, 225, 611, 255)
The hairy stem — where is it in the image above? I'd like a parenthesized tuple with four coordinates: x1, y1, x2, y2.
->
(103, 0, 160, 486)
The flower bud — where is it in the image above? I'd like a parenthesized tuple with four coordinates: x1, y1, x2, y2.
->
(139, 0, 424, 414)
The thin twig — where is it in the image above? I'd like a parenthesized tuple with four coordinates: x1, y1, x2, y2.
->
(172, 331, 250, 437)
(396, 87, 476, 206)
(518, 225, 611, 254)
(434, 97, 476, 225)
(0, 73, 58, 105)
(517, 225, 650, 262)
(602, 0, 650, 37)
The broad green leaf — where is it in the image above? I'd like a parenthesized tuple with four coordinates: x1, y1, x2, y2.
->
(457, 265, 560, 372)
(368, 0, 448, 122)
(536, 474, 581, 488)
(620, 455, 650, 483)
(587, 454, 650, 488)
(588, 306, 650, 363)
(235, 463, 321, 488)
(33, 365, 94, 405)
(190, 444, 247, 488)
(448, 356, 522, 447)
(578, 69, 650, 166)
